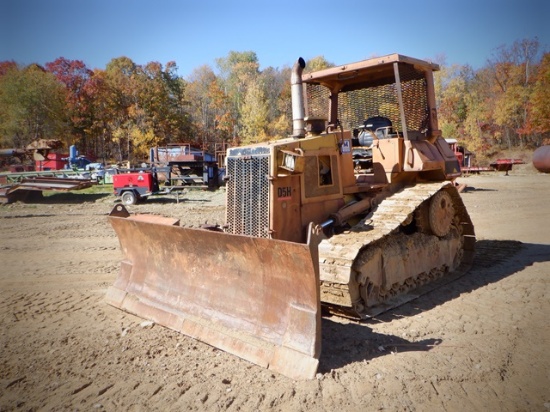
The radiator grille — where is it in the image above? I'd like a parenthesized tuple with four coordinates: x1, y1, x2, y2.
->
(305, 63, 429, 132)
(226, 152, 270, 237)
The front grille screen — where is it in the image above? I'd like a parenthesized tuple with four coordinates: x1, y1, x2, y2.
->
(226, 154, 270, 237)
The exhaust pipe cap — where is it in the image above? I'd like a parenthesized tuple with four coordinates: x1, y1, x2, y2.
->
(291, 57, 307, 138)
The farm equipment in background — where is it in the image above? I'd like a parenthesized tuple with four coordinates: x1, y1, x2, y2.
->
(150, 144, 222, 189)
(0, 175, 94, 204)
(0, 148, 28, 167)
(112, 169, 190, 205)
(113, 171, 160, 205)
(106, 54, 476, 379)
(488, 158, 525, 175)
(0, 139, 64, 172)
(0, 140, 99, 203)
(446, 138, 524, 175)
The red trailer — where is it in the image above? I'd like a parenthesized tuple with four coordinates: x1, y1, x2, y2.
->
(112, 171, 187, 205)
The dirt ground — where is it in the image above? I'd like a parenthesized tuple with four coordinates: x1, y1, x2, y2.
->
(1, 164, 549, 412)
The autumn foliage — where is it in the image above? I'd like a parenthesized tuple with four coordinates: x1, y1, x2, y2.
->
(0, 39, 548, 163)
(435, 38, 549, 155)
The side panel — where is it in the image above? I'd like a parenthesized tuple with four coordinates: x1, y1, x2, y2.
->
(271, 174, 302, 242)
(106, 215, 322, 379)
(373, 138, 404, 175)
(113, 172, 153, 190)
(434, 137, 462, 178)
(403, 139, 444, 172)
(302, 153, 342, 201)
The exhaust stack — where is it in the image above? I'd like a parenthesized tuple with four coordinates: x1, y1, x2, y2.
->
(291, 57, 306, 138)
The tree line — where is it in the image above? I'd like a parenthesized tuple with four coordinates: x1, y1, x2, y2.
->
(0, 38, 548, 164)
(435, 38, 549, 158)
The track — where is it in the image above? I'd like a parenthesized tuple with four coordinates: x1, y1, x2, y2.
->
(318, 181, 476, 318)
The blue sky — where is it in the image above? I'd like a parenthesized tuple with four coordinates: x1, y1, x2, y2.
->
(1, 0, 548, 78)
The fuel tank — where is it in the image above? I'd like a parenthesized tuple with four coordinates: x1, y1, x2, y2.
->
(533, 145, 550, 173)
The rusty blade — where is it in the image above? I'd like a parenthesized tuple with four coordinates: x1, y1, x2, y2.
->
(106, 211, 322, 380)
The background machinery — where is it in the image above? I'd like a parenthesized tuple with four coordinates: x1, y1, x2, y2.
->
(112, 171, 162, 205)
(106, 54, 476, 380)
(112, 165, 215, 205)
(150, 143, 221, 188)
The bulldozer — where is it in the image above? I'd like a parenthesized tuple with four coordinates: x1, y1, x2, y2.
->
(106, 54, 475, 380)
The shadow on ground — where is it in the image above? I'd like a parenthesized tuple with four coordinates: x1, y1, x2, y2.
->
(319, 240, 550, 372)
(461, 186, 498, 193)
(40, 192, 112, 203)
(319, 317, 442, 373)
(379, 240, 550, 319)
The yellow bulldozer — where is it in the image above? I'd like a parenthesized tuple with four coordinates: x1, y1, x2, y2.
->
(106, 54, 475, 380)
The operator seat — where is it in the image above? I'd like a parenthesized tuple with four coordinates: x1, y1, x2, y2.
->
(364, 116, 393, 139)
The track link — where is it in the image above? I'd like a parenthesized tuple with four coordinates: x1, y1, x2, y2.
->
(318, 181, 475, 319)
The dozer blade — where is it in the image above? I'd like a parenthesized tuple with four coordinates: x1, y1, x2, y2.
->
(106, 205, 322, 380)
